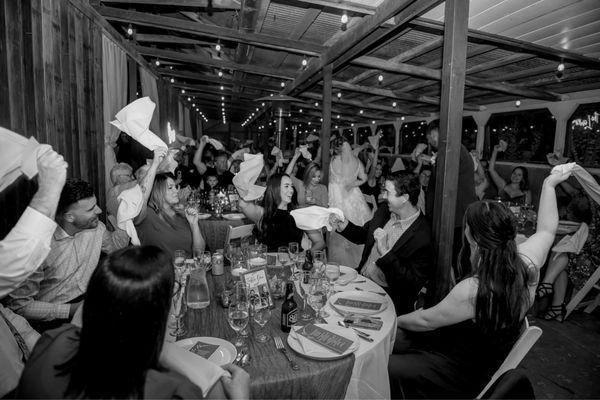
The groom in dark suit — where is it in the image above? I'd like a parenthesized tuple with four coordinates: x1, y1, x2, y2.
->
(330, 172, 433, 315)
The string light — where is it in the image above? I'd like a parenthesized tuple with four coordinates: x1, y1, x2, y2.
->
(378, 74, 383, 83)
(126, 24, 133, 36)
(337, 92, 342, 99)
(281, 82, 285, 87)
(301, 58, 308, 67)
(215, 43, 221, 52)
(187, 97, 191, 101)
(220, 86, 224, 90)
(218, 71, 223, 77)
(155, 59, 160, 66)
(341, 13, 348, 31)
(392, 101, 397, 107)
(359, 109, 363, 114)
(557, 63, 565, 72)
(170, 78, 175, 83)
(315, 102, 319, 107)
(515, 100, 521, 107)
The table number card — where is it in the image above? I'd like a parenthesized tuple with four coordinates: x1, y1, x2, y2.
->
(298, 324, 354, 354)
(334, 298, 383, 311)
(189, 341, 220, 359)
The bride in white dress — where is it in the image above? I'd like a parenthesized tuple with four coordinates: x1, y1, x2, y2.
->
(328, 139, 371, 268)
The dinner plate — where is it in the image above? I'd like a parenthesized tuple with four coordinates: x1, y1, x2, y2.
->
(175, 337, 237, 366)
(197, 213, 211, 220)
(329, 290, 388, 315)
(222, 213, 245, 220)
(287, 323, 359, 360)
(336, 265, 358, 286)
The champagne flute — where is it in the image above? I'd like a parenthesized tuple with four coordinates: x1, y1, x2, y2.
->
(300, 273, 313, 321)
(288, 242, 299, 280)
(252, 298, 272, 343)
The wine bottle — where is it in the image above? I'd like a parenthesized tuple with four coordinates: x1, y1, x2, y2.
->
(302, 250, 313, 284)
(281, 282, 298, 332)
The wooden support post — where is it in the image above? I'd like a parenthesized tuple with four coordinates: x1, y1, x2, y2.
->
(547, 102, 578, 156)
(127, 57, 137, 102)
(321, 64, 333, 184)
(472, 111, 490, 157)
(394, 119, 403, 154)
(352, 126, 359, 146)
(431, 0, 469, 303)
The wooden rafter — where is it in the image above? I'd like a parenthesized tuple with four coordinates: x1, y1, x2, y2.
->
(98, 6, 326, 56)
(300, 92, 430, 117)
(100, 0, 241, 7)
(159, 68, 281, 91)
(290, 102, 392, 122)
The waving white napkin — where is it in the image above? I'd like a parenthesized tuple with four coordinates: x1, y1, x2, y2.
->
(160, 342, 228, 397)
(306, 134, 319, 142)
(0, 127, 52, 192)
(498, 139, 508, 152)
(176, 134, 196, 147)
(116, 184, 144, 245)
(288, 325, 358, 356)
(232, 153, 266, 201)
(367, 134, 381, 150)
(411, 143, 428, 162)
(110, 97, 168, 151)
(546, 152, 569, 166)
(231, 147, 250, 160)
(551, 163, 600, 206)
(271, 146, 284, 167)
(207, 137, 224, 151)
(243, 139, 254, 146)
(552, 222, 589, 259)
(299, 145, 312, 160)
(391, 158, 406, 173)
(290, 206, 344, 231)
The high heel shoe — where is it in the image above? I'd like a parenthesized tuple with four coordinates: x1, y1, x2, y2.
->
(542, 303, 566, 322)
(536, 282, 554, 299)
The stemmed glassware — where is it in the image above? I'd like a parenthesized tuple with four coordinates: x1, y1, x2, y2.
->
(313, 250, 327, 277)
(325, 262, 340, 284)
(288, 242, 299, 280)
(252, 297, 272, 343)
(308, 278, 329, 323)
(299, 274, 313, 321)
(169, 250, 189, 337)
(228, 283, 250, 347)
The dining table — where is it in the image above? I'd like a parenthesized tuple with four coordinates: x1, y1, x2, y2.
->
(179, 259, 397, 399)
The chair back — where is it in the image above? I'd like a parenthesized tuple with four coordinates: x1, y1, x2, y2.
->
(476, 317, 542, 399)
(363, 194, 377, 211)
(479, 369, 535, 399)
(224, 224, 255, 245)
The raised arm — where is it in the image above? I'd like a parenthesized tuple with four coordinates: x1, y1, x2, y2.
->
(238, 199, 264, 224)
(285, 148, 302, 176)
(488, 145, 507, 193)
(192, 136, 209, 175)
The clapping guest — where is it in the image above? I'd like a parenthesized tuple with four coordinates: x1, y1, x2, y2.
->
(135, 173, 206, 256)
(388, 169, 571, 399)
(239, 174, 325, 252)
(14, 246, 250, 399)
(489, 144, 532, 204)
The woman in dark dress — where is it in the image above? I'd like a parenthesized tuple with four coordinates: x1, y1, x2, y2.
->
(489, 144, 532, 204)
(388, 168, 571, 398)
(239, 173, 325, 252)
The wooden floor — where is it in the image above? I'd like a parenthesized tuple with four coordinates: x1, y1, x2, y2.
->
(523, 309, 600, 399)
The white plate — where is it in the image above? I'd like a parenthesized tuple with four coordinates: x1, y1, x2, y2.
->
(336, 265, 358, 286)
(329, 290, 388, 315)
(287, 323, 359, 360)
(175, 337, 237, 366)
(197, 213, 212, 220)
(222, 213, 245, 220)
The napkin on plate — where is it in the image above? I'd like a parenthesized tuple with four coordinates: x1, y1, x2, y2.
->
(552, 222, 589, 259)
(289, 325, 358, 356)
(290, 206, 344, 231)
(116, 184, 144, 245)
(232, 153, 266, 201)
(110, 97, 168, 151)
(160, 341, 228, 397)
(306, 134, 319, 142)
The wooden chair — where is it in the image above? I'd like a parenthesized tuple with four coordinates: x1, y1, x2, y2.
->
(565, 264, 600, 319)
(363, 194, 377, 212)
(476, 317, 542, 399)
(224, 223, 255, 246)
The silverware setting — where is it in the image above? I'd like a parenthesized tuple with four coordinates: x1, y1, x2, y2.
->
(274, 336, 300, 370)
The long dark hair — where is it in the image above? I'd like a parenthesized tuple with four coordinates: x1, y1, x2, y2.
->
(512, 166, 529, 192)
(258, 174, 295, 241)
(458, 201, 530, 334)
(64, 246, 174, 398)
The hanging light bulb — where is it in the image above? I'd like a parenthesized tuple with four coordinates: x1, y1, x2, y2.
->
(315, 102, 319, 107)
(515, 100, 521, 107)
(220, 86, 224, 90)
(280, 82, 285, 87)
(170, 78, 175, 83)
(359, 109, 363, 114)
(126, 24, 134, 36)
(215, 43, 221, 52)
(337, 92, 342, 99)
(299, 109, 303, 113)
(187, 97, 191, 101)
(155, 59, 160, 66)
(301, 58, 308, 67)
(341, 13, 348, 31)
(378, 74, 383, 84)
(181, 89, 185, 94)
(337, 115, 340, 119)
(218, 70, 223, 78)
(392, 101, 397, 107)
(221, 96, 225, 100)
(557, 63, 565, 72)
(372, 120, 376, 124)
(261, 102, 265, 107)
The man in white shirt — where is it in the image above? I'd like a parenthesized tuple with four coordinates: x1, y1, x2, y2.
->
(0, 147, 67, 397)
(6, 179, 130, 332)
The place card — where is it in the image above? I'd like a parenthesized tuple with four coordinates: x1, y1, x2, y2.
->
(189, 341, 220, 359)
(334, 297, 383, 311)
(297, 323, 354, 354)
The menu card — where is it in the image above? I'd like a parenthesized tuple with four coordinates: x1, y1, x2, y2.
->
(334, 297, 383, 311)
(297, 324, 354, 354)
(189, 341, 220, 359)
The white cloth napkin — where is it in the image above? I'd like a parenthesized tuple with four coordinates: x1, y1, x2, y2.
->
(243, 139, 254, 146)
(551, 163, 600, 206)
(207, 137, 224, 150)
(552, 222, 589, 259)
(299, 145, 312, 160)
(116, 184, 144, 245)
(232, 153, 266, 201)
(288, 325, 358, 356)
(290, 206, 344, 231)
(160, 342, 228, 397)
(0, 127, 52, 192)
(499, 139, 508, 152)
(271, 146, 284, 167)
(231, 148, 250, 160)
(391, 158, 406, 172)
(546, 152, 569, 166)
(306, 134, 319, 142)
(176, 134, 196, 147)
(110, 97, 168, 151)
(411, 143, 428, 162)
(367, 134, 381, 150)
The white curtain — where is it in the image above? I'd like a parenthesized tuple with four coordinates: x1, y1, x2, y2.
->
(102, 35, 127, 192)
(139, 67, 160, 139)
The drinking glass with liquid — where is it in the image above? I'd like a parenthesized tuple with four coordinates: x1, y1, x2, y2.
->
(186, 265, 210, 309)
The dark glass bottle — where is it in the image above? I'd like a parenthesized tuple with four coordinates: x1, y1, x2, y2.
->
(302, 250, 313, 284)
(281, 282, 298, 332)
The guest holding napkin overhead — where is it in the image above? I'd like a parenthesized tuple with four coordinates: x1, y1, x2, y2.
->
(489, 141, 532, 205)
(387, 167, 572, 399)
(286, 148, 328, 207)
(135, 173, 206, 257)
(14, 246, 250, 399)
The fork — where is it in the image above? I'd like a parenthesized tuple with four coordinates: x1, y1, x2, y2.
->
(274, 336, 299, 370)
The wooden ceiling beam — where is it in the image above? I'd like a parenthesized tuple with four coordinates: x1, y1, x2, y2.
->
(134, 34, 214, 46)
(300, 92, 430, 117)
(136, 46, 297, 79)
(98, 6, 325, 56)
(353, 55, 564, 101)
(158, 68, 280, 91)
(290, 102, 389, 122)
(100, 0, 241, 7)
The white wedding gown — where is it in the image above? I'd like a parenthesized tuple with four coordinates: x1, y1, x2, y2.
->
(328, 144, 372, 268)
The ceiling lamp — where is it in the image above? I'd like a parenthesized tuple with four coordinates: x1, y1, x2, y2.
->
(341, 13, 348, 31)
(181, 89, 185, 94)
(301, 58, 308, 67)
(126, 24, 134, 37)
(155, 59, 160, 66)
(218, 71, 223, 78)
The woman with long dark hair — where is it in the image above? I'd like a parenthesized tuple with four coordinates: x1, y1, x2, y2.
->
(239, 173, 325, 251)
(387, 169, 570, 398)
(285, 149, 328, 207)
(489, 144, 532, 204)
(136, 173, 206, 256)
(15, 246, 249, 398)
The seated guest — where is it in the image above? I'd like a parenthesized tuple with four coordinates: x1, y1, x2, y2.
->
(6, 179, 129, 332)
(388, 169, 570, 398)
(489, 144, 532, 204)
(239, 174, 325, 252)
(361, 138, 385, 206)
(0, 147, 67, 397)
(136, 173, 206, 256)
(329, 172, 433, 314)
(286, 150, 328, 207)
(194, 136, 234, 188)
(14, 246, 250, 399)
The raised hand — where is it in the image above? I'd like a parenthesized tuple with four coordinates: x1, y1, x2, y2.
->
(184, 206, 199, 226)
(152, 147, 168, 166)
(37, 147, 68, 194)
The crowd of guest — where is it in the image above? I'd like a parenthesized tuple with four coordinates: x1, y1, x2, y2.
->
(1, 117, 599, 399)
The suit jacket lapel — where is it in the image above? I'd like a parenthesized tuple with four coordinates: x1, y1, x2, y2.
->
(387, 214, 424, 254)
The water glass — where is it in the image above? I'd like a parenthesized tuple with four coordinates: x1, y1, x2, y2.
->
(252, 298, 272, 343)
(247, 244, 267, 269)
(325, 262, 340, 283)
(308, 278, 329, 322)
(228, 299, 249, 348)
(288, 242, 300, 279)
(300, 273, 313, 321)
(277, 246, 290, 266)
(313, 250, 327, 276)
(186, 267, 210, 309)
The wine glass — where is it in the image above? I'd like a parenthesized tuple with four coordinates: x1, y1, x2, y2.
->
(308, 278, 329, 323)
(288, 242, 299, 279)
(252, 297, 272, 343)
(228, 284, 250, 347)
(313, 250, 327, 277)
(168, 266, 188, 337)
(325, 262, 340, 284)
(300, 273, 314, 321)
